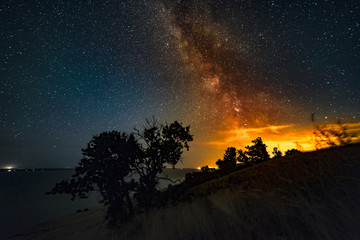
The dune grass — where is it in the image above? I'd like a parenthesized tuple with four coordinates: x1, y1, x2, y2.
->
(115, 144, 360, 240)
(10, 144, 360, 240)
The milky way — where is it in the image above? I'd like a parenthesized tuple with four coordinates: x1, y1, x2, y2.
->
(161, 0, 296, 131)
(1, 0, 359, 168)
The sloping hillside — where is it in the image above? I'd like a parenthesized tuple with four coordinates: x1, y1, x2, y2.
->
(185, 143, 360, 200)
(119, 143, 360, 240)
(10, 144, 360, 240)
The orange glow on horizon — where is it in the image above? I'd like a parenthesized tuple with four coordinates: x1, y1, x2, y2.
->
(164, 5, 360, 169)
(186, 122, 360, 168)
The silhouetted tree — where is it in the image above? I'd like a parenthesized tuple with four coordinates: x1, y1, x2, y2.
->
(216, 138, 270, 168)
(48, 119, 193, 225)
(272, 147, 282, 159)
(216, 158, 224, 169)
(244, 137, 270, 163)
(216, 147, 237, 170)
(223, 147, 237, 163)
(285, 149, 302, 156)
(133, 119, 193, 211)
(201, 165, 210, 173)
(47, 131, 140, 225)
(237, 149, 249, 165)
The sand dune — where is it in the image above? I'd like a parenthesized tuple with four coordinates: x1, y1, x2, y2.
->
(8, 208, 112, 240)
(9, 144, 360, 240)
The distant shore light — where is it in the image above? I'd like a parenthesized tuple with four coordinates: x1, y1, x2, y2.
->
(3, 165, 15, 170)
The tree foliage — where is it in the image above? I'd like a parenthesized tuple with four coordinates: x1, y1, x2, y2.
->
(237, 149, 249, 165)
(244, 137, 270, 163)
(48, 131, 139, 224)
(216, 137, 270, 170)
(272, 147, 283, 159)
(133, 119, 193, 210)
(223, 147, 237, 163)
(284, 149, 302, 156)
(201, 165, 210, 173)
(48, 119, 193, 225)
(216, 147, 237, 170)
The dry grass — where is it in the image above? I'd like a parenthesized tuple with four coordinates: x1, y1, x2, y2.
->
(116, 144, 360, 240)
(10, 144, 360, 240)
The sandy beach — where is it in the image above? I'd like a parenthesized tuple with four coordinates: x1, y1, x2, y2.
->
(7, 208, 112, 240)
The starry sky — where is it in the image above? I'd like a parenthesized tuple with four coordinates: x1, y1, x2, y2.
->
(1, 0, 359, 168)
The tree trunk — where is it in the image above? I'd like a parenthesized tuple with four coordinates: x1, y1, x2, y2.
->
(120, 179, 135, 217)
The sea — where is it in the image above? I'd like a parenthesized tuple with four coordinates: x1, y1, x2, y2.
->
(0, 168, 195, 239)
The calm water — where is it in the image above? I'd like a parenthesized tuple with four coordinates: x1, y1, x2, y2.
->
(0, 170, 100, 238)
(0, 168, 195, 238)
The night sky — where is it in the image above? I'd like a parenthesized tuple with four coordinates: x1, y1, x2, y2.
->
(1, 0, 359, 168)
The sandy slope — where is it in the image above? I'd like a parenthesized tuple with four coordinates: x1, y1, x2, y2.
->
(7, 208, 113, 240)
(9, 144, 360, 240)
